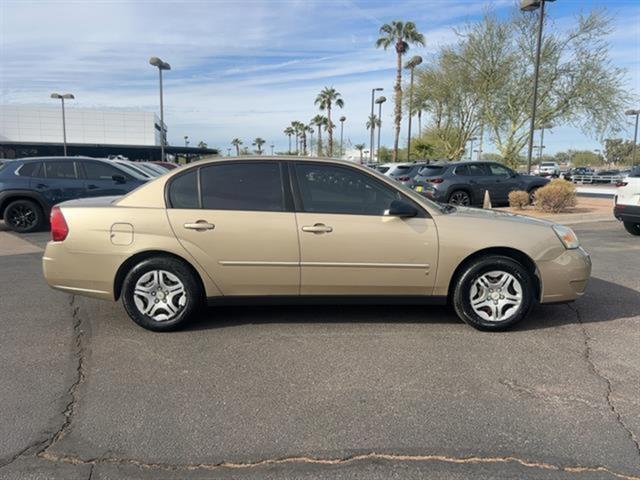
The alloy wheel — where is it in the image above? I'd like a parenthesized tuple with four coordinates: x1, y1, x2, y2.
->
(6, 204, 37, 231)
(449, 191, 471, 206)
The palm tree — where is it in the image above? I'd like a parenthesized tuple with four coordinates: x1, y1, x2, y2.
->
(252, 137, 266, 155)
(197, 140, 208, 149)
(231, 138, 243, 156)
(375, 20, 425, 161)
(354, 143, 366, 164)
(366, 114, 380, 132)
(314, 87, 344, 157)
(284, 126, 295, 154)
(311, 114, 328, 156)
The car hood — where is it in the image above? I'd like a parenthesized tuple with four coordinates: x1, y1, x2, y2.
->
(444, 206, 554, 227)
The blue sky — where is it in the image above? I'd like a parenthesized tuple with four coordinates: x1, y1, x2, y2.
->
(1, 0, 639, 155)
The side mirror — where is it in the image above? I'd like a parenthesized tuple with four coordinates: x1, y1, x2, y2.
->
(112, 174, 126, 184)
(385, 199, 418, 218)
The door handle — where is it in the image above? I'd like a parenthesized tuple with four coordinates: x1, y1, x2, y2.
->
(301, 223, 333, 234)
(184, 220, 215, 231)
(36, 183, 48, 189)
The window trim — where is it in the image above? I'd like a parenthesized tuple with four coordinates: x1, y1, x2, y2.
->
(165, 160, 291, 212)
(291, 161, 428, 218)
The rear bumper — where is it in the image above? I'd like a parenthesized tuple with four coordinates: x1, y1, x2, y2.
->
(538, 247, 591, 303)
(614, 204, 640, 223)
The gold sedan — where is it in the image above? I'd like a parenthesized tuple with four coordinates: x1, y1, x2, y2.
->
(42, 157, 591, 331)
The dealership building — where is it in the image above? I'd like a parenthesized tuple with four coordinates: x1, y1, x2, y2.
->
(0, 105, 217, 159)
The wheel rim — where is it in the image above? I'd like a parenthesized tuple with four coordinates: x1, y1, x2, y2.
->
(469, 270, 523, 323)
(7, 204, 36, 230)
(450, 191, 470, 206)
(133, 270, 187, 322)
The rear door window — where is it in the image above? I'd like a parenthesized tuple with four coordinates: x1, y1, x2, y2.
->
(83, 161, 128, 180)
(44, 161, 77, 179)
(488, 164, 512, 177)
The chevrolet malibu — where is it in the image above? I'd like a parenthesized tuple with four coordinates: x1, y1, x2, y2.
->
(42, 157, 591, 332)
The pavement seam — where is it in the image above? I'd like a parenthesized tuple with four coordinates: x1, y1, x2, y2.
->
(35, 451, 640, 479)
(568, 303, 640, 461)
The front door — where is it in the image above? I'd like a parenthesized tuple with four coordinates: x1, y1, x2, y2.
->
(165, 162, 300, 296)
(79, 160, 142, 197)
(292, 162, 438, 296)
(486, 163, 516, 203)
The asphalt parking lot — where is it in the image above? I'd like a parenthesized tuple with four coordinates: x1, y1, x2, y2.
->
(0, 221, 638, 480)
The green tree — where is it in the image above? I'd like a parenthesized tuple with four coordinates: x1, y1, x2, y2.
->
(571, 150, 604, 167)
(604, 138, 635, 165)
(252, 137, 266, 155)
(447, 9, 629, 167)
(197, 141, 208, 149)
(481, 152, 504, 162)
(231, 138, 243, 156)
(354, 143, 366, 163)
(311, 114, 328, 156)
(376, 20, 425, 162)
(284, 126, 295, 154)
(315, 87, 344, 157)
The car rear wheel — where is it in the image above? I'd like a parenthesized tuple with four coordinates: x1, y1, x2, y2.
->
(453, 255, 534, 331)
(3, 199, 45, 233)
(623, 221, 640, 236)
(121, 256, 202, 331)
(528, 187, 540, 203)
(448, 190, 471, 206)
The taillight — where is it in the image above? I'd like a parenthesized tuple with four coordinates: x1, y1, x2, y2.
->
(428, 177, 444, 184)
(50, 206, 69, 242)
(397, 176, 411, 181)
(616, 181, 628, 187)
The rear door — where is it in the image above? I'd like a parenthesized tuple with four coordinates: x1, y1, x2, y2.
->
(292, 162, 438, 296)
(37, 160, 85, 205)
(165, 161, 300, 296)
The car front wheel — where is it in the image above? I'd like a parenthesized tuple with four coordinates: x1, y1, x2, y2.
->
(121, 256, 202, 331)
(3, 199, 45, 233)
(623, 221, 640, 236)
(453, 255, 535, 331)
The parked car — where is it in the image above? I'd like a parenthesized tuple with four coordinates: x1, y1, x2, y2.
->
(412, 161, 549, 206)
(151, 161, 179, 170)
(563, 167, 594, 182)
(593, 169, 621, 184)
(537, 162, 560, 177)
(0, 156, 147, 233)
(380, 162, 427, 183)
(138, 162, 169, 176)
(613, 166, 640, 235)
(42, 157, 590, 332)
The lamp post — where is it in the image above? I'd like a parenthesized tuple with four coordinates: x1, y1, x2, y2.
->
(370, 87, 383, 162)
(339, 116, 346, 158)
(50, 93, 74, 156)
(270, 144, 275, 156)
(184, 135, 189, 147)
(375, 96, 386, 162)
(520, 0, 556, 174)
(536, 122, 553, 163)
(149, 56, 171, 161)
(468, 137, 478, 161)
(625, 109, 640, 166)
(227, 148, 231, 157)
(405, 55, 423, 161)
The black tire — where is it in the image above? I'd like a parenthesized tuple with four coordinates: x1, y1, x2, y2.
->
(623, 221, 640, 236)
(448, 190, 471, 206)
(121, 256, 202, 331)
(3, 199, 45, 233)
(453, 255, 535, 331)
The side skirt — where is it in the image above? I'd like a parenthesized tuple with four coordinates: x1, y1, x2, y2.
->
(206, 295, 448, 307)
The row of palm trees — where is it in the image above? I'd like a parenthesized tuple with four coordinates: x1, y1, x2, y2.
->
(229, 20, 426, 161)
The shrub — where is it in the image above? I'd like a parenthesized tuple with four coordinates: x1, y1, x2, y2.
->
(534, 179, 577, 213)
(508, 190, 530, 209)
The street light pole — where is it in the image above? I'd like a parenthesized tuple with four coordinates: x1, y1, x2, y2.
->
(405, 55, 422, 161)
(339, 116, 346, 158)
(375, 96, 386, 162)
(626, 109, 640, 166)
(520, 0, 555, 174)
(149, 57, 171, 162)
(50, 93, 74, 156)
(468, 137, 478, 161)
(184, 135, 189, 147)
(537, 122, 553, 163)
(370, 87, 383, 163)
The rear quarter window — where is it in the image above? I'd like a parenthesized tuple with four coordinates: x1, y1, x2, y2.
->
(17, 162, 42, 177)
(168, 170, 199, 209)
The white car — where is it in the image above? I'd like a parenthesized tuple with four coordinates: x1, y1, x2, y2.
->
(614, 167, 640, 235)
(537, 162, 560, 177)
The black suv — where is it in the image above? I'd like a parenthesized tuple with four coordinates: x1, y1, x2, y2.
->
(411, 161, 549, 206)
(0, 157, 147, 233)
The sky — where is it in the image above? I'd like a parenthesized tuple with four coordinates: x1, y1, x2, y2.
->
(0, 0, 639, 156)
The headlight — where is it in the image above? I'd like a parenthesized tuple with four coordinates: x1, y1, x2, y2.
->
(552, 225, 580, 249)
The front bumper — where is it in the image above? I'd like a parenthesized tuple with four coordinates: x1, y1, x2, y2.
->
(538, 246, 591, 303)
(614, 204, 640, 223)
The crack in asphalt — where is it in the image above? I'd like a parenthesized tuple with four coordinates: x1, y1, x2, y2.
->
(568, 303, 640, 461)
(34, 450, 640, 479)
(499, 378, 602, 410)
